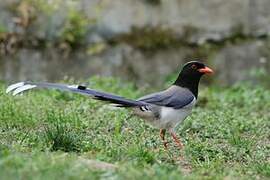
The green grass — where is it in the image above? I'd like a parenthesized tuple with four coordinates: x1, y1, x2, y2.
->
(0, 77, 269, 179)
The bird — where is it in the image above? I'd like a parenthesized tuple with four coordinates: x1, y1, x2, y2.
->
(6, 61, 213, 150)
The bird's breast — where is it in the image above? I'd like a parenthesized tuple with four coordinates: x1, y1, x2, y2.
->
(159, 107, 190, 127)
(159, 98, 196, 129)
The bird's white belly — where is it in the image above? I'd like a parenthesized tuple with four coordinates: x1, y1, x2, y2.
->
(133, 97, 196, 130)
(158, 107, 192, 129)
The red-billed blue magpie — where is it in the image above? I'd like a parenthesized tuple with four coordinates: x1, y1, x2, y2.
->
(6, 61, 213, 149)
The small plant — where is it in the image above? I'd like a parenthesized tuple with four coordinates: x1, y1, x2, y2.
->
(44, 112, 82, 152)
(60, 9, 89, 46)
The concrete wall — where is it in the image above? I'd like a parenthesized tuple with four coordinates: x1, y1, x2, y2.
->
(0, 0, 269, 86)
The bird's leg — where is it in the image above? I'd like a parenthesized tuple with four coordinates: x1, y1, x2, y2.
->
(159, 129, 168, 149)
(170, 130, 184, 149)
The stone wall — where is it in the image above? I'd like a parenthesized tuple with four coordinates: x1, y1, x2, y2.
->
(0, 0, 269, 86)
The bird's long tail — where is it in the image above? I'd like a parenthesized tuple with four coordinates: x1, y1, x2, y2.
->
(6, 81, 148, 107)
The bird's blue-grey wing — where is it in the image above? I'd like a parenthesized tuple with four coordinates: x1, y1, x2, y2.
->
(138, 86, 195, 109)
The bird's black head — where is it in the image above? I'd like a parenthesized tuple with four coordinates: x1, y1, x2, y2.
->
(173, 61, 213, 98)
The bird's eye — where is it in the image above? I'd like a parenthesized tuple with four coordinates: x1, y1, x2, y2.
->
(191, 64, 197, 69)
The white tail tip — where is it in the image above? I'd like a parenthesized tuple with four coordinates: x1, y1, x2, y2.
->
(6, 82, 25, 94)
(12, 84, 37, 96)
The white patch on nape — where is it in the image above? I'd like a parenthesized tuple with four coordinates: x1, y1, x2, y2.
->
(12, 84, 37, 96)
(6, 82, 25, 93)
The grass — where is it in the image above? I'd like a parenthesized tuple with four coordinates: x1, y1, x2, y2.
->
(0, 76, 269, 179)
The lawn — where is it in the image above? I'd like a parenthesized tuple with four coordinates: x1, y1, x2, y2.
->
(0, 77, 269, 180)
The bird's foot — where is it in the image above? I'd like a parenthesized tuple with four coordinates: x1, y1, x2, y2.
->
(163, 141, 169, 149)
(170, 131, 184, 150)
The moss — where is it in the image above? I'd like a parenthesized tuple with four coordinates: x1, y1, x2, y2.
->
(110, 26, 187, 51)
(108, 26, 221, 53)
(0, 24, 8, 34)
(29, 0, 92, 47)
(86, 42, 107, 55)
(1, 0, 97, 51)
(60, 9, 90, 47)
(204, 24, 257, 47)
(144, 0, 161, 5)
(0, 25, 8, 46)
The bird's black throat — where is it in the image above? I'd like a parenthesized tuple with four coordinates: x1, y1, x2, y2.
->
(173, 72, 203, 98)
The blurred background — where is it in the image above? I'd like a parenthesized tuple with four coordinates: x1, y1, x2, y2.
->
(0, 0, 270, 87)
